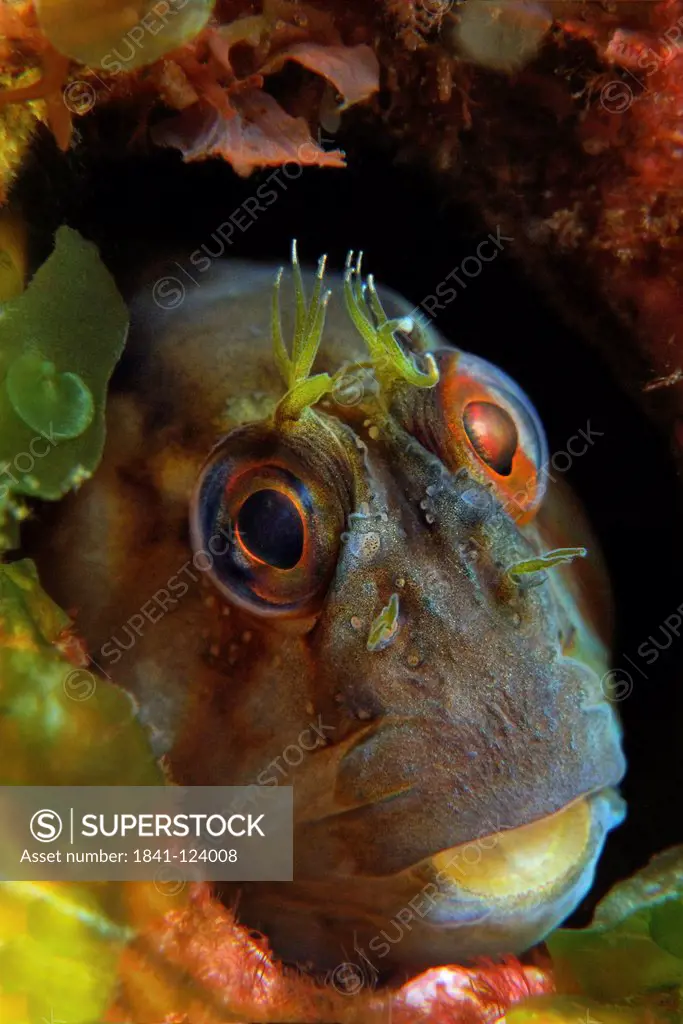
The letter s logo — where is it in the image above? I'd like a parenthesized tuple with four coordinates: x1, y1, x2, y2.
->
(30, 809, 63, 842)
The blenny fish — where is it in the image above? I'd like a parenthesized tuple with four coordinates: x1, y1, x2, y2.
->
(35, 246, 626, 972)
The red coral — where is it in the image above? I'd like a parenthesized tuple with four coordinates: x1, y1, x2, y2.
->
(109, 884, 552, 1024)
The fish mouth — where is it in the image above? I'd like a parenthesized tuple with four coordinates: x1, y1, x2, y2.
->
(231, 787, 626, 973)
(418, 786, 626, 958)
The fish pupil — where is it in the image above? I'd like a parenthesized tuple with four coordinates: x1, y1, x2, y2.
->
(463, 400, 518, 476)
(236, 488, 304, 569)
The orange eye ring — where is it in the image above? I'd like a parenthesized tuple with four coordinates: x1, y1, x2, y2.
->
(423, 350, 547, 524)
(190, 425, 347, 618)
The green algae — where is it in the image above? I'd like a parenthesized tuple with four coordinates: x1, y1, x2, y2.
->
(0, 558, 162, 786)
(0, 556, 168, 1023)
(0, 226, 128, 547)
(547, 845, 683, 1003)
(6, 351, 95, 441)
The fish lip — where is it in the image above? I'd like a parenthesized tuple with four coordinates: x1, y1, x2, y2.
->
(426, 785, 626, 922)
(477, 781, 627, 851)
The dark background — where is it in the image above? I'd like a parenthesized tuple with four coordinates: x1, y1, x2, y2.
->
(15, 111, 683, 924)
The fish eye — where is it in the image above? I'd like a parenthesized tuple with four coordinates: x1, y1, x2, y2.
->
(190, 425, 346, 617)
(462, 400, 519, 476)
(235, 489, 304, 569)
(415, 350, 548, 523)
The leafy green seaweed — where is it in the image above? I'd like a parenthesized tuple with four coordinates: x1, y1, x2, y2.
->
(0, 559, 170, 1024)
(547, 845, 683, 1004)
(0, 226, 128, 526)
(6, 351, 95, 440)
(0, 559, 162, 786)
(507, 994, 678, 1023)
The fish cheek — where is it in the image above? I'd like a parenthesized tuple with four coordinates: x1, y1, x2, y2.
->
(167, 615, 322, 786)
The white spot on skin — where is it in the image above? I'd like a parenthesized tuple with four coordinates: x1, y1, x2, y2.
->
(345, 530, 382, 562)
(419, 489, 437, 524)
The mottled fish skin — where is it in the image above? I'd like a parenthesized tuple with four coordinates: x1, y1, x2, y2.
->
(34, 260, 626, 971)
